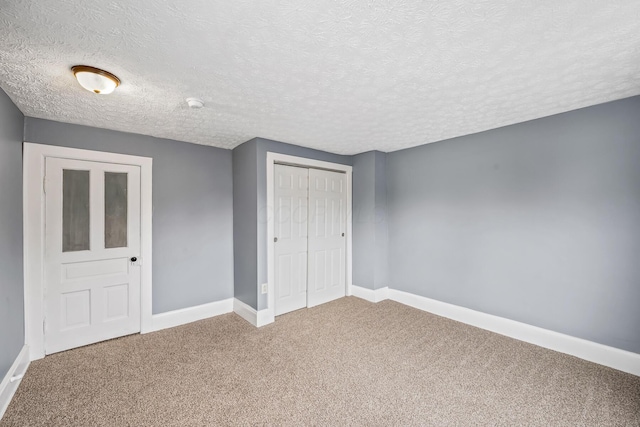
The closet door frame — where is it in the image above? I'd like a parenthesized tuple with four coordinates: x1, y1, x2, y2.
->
(266, 152, 352, 321)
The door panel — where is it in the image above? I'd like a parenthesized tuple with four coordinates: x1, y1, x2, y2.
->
(307, 169, 346, 308)
(60, 290, 91, 330)
(63, 258, 129, 280)
(104, 283, 130, 320)
(45, 157, 141, 354)
(274, 165, 309, 316)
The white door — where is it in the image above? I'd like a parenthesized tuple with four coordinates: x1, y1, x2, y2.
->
(307, 168, 347, 308)
(44, 157, 141, 354)
(274, 165, 309, 316)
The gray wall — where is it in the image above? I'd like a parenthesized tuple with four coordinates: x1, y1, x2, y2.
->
(387, 96, 640, 353)
(352, 151, 388, 290)
(373, 151, 389, 290)
(0, 88, 24, 379)
(353, 152, 376, 289)
(7, 91, 637, 366)
(232, 139, 259, 308)
(24, 118, 234, 314)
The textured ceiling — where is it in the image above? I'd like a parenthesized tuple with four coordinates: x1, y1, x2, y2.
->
(1, 1, 640, 155)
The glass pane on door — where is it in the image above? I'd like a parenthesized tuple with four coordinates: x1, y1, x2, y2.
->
(104, 172, 128, 248)
(63, 170, 90, 252)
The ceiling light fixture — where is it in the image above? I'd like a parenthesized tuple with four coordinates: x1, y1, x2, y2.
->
(71, 65, 120, 94)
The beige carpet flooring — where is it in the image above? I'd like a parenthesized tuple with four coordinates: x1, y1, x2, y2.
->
(2, 297, 639, 426)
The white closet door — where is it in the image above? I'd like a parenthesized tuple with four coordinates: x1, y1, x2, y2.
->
(307, 168, 347, 308)
(274, 165, 309, 316)
(44, 157, 141, 354)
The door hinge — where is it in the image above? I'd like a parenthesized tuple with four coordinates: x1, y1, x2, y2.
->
(43, 175, 47, 194)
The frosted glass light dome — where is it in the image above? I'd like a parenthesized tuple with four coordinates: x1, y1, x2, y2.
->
(72, 66, 120, 94)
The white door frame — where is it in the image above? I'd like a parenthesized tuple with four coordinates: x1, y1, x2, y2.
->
(23, 143, 153, 361)
(266, 152, 353, 319)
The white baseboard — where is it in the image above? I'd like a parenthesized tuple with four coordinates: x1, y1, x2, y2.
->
(233, 299, 274, 327)
(351, 285, 389, 303)
(256, 308, 275, 327)
(143, 298, 234, 333)
(385, 289, 640, 377)
(0, 345, 30, 420)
